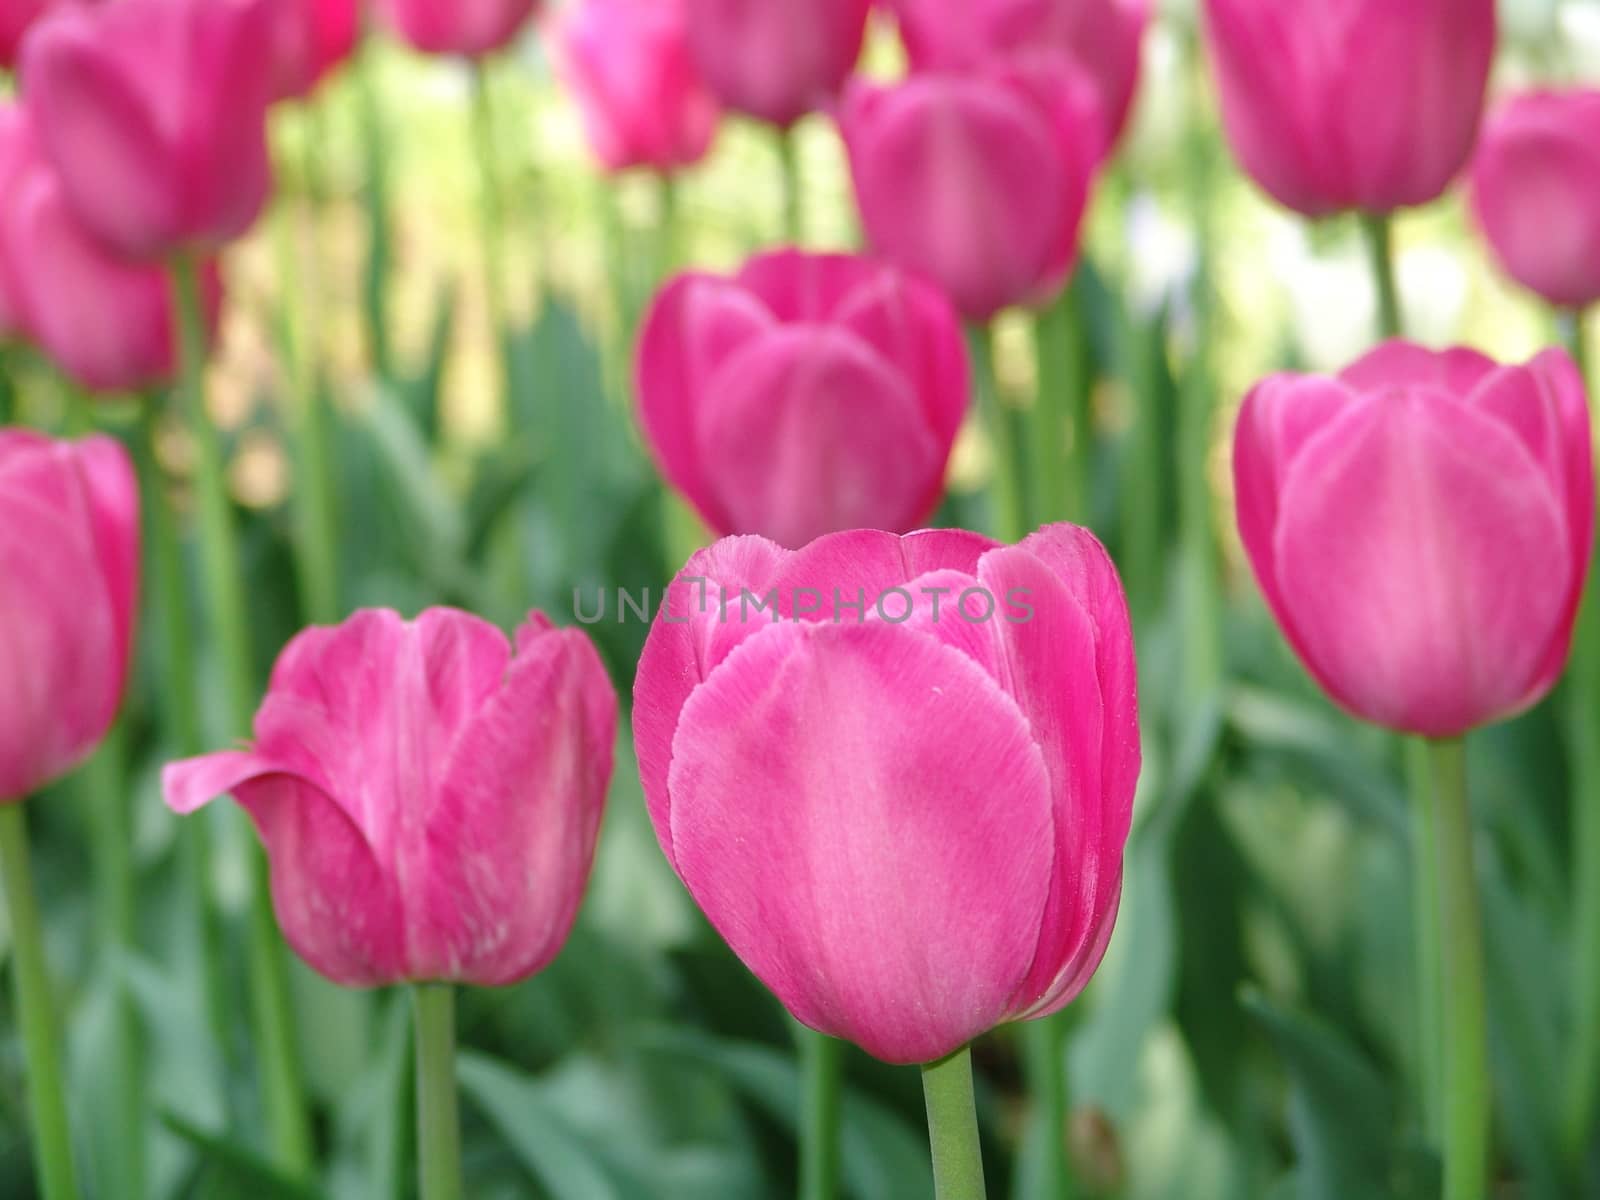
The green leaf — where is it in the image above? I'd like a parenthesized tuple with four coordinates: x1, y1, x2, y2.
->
(161, 1113, 327, 1200)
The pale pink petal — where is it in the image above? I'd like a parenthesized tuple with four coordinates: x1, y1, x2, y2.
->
(1339, 340, 1499, 395)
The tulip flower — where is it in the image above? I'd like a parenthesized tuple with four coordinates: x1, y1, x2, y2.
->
(163, 608, 617, 989)
(1202, 0, 1496, 217)
(889, 0, 1150, 153)
(0, 103, 29, 341)
(839, 60, 1103, 321)
(1234, 341, 1593, 738)
(550, 0, 719, 174)
(634, 524, 1139, 1066)
(20, 0, 275, 261)
(683, 0, 870, 128)
(374, 0, 538, 57)
(268, 0, 360, 101)
(0, 0, 58, 69)
(637, 250, 970, 548)
(1468, 91, 1600, 311)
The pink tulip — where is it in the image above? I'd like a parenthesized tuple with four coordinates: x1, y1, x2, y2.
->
(20, 0, 275, 262)
(1, 0, 60, 69)
(268, 0, 360, 101)
(637, 250, 970, 548)
(550, 0, 719, 174)
(0, 431, 139, 803)
(1202, 0, 1496, 216)
(889, 0, 1150, 153)
(1469, 91, 1600, 310)
(1235, 342, 1593, 738)
(163, 609, 617, 989)
(839, 60, 1102, 321)
(634, 524, 1139, 1064)
(0, 104, 29, 340)
(683, 0, 871, 128)
(374, 0, 537, 57)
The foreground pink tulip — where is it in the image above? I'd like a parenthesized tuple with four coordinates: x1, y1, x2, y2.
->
(1202, 0, 1496, 216)
(268, 0, 360, 101)
(634, 525, 1139, 1064)
(840, 61, 1102, 320)
(21, 0, 275, 260)
(0, 432, 139, 802)
(638, 250, 969, 548)
(163, 609, 616, 988)
(374, 0, 537, 57)
(550, 0, 718, 173)
(684, 0, 870, 128)
(889, 0, 1149, 153)
(1469, 91, 1600, 310)
(1235, 342, 1593, 738)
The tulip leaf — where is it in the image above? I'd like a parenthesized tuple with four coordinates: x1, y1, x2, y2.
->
(160, 1112, 328, 1200)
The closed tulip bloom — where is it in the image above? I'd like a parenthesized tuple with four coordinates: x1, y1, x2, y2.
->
(21, 0, 275, 261)
(840, 61, 1102, 320)
(684, 0, 870, 128)
(638, 250, 969, 548)
(890, 0, 1149, 153)
(163, 609, 617, 988)
(634, 525, 1139, 1064)
(550, 0, 719, 173)
(268, 0, 360, 101)
(374, 0, 537, 57)
(0, 431, 139, 803)
(1469, 91, 1600, 310)
(1202, 0, 1496, 216)
(1235, 342, 1593, 738)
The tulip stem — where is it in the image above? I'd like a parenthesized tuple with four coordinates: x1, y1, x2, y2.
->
(921, 1046, 987, 1200)
(1031, 282, 1088, 525)
(356, 42, 395, 380)
(778, 126, 803, 245)
(1423, 738, 1489, 1200)
(169, 257, 312, 1176)
(413, 985, 464, 1200)
(0, 804, 82, 1200)
(969, 325, 1030, 543)
(1405, 739, 1444, 1140)
(1021, 1015, 1075, 1199)
(471, 62, 512, 398)
(1360, 212, 1403, 339)
(797, 1027, 843, 1200)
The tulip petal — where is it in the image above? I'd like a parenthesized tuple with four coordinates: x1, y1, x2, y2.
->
(1339, 340, 1499, 395)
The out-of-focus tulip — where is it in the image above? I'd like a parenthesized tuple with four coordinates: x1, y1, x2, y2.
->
(637, 250, 970, 548)
(1469, 91, 1600, 310)
(889, 0, 1149, 153)
(550, 0, 718, 173)
(0, 431, 139, 803)
(374, 0, 537, 57)
(1202, 0, 1496, 217)
(268, 0, 360, 101)
(684, 0, 871, 128)
(1235, 341, 1593, 738)
(163, 609, 617, 989)
(634, 524, 1139, 1064)
(0, 0, 60, 69)
(840, 61, 1102, 320)
(0, 104, 29, 340)
(21, 0, 275, 261)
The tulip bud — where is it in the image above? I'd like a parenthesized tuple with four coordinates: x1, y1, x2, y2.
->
(634, 525, 1139, 1064)
(1469, 91, 1600, 310)
(0, 431, 139, 803)
(637, 250, 970, 548)
(163, 609, 617, 989)
(683, 0, 871, 128)
(268, 0, 360, 102)
(839, 60, 1103, 321)
(550, 0, 720, 174)
(21, 0, 276, 261)
(1202, 0, 1496, 217)
(374, 0, 538, 58)
(1234, 341, 1594, 738)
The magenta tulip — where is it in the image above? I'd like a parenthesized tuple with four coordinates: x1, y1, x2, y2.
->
(1235, 341, 1593, 738)
(268, 0, 360, 101)
(0, 431, 139, 803)
(163, 609, 617, 989)
(889, 0, 1149, 153)
(0, 104, 29, 340)
(20, 0, 275, 261)
(634, 525, 1139, 1064)
(374, 0, 537, 57)
(637, 250, 970, 548)
(839, 60, 1102, 321)
(684, 0, 870, 128)
(550, 0, 718, 174)
(1469, 91, 1600, 310)
(0, 0, 59, 69)
(1202, 0, 1496, 217)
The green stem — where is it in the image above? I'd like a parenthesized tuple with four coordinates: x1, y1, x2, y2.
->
(169, 259, 312, 1174)
(1118, 305, 1164, 614)
(471, 62, 511, 394)
(657, 172, 681, 280)
(778, 127, 803, 246)
(1425, 738, 1489, 1200)
(1031, 284, 1088, 525)
(1361, 212, 1404, 340)
(356, 43, 394, 380)
(921, 1046, 987, 1200)
(969, 325, 1029, 543)
(1021, 1016, 1074, 1199)
(0, 805, 82, 1200)
(413, 985, 463, 1200)
(1405, 739, 1444, 1140)
(798, 1028, 843, 1200)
